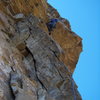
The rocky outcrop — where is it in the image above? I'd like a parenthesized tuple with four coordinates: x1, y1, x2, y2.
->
(0, 0, 82, 100)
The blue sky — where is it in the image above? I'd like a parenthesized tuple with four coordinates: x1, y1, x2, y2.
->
(48, 0, 100, 100)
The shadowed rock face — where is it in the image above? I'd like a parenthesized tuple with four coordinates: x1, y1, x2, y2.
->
(0, 0, 82, 100)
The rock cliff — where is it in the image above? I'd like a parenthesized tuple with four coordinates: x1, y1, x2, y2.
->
(0, 0, 82, 100)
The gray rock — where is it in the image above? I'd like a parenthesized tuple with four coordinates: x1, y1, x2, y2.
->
(0, 1, 82, 100)
(13, 13, 25, 19)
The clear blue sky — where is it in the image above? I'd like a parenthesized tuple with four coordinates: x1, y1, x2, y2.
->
(48, 0, 100, 100)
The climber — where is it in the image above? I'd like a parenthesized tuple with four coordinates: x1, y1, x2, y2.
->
(46, 18, 59, 32)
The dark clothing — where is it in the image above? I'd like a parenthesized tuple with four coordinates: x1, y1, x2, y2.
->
(47, 19, 58, 31)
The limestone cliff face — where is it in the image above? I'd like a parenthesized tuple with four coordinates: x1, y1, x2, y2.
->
(0, 0, 82, 100)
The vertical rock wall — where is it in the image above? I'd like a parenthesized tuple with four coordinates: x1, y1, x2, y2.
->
(0, 0, 82, 100)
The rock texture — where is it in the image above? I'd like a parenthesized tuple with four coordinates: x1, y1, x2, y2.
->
(0, 0, 82, 100)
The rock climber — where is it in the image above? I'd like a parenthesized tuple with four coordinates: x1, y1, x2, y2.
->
(46, 18, 59, 32)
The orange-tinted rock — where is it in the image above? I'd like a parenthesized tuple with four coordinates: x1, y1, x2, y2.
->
(51, 22, 82, 72)
(0, 0, 82, 100)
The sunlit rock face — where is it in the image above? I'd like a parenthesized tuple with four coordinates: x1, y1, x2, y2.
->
(0, 0, 82, 100)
